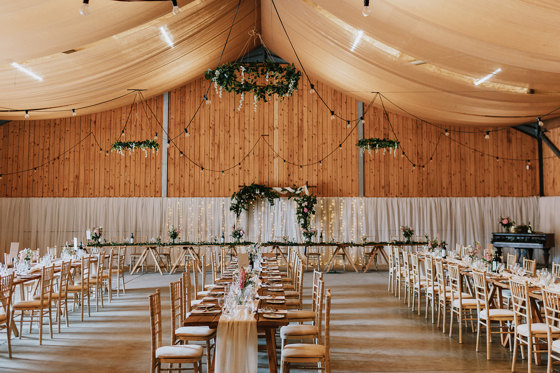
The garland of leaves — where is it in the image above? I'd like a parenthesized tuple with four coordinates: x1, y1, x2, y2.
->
(291, 194, 317, 231)
(230, 184, 280, 220)
(357, 138, 399, 154)
(111, 139, 159, 155)
(205, 61, 301, 104)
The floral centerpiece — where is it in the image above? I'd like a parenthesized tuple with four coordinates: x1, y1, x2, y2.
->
(425, 235, 440, 251)
(482, 244, 494, 264)
(19, 248, 32, 263)
(91, 226, 103, 244)
(168, 225, 181, 243)
(400, 226, 414, 243)
(231, 225, 244, 242)
(465, 241, 482, 259)
(499, 216, 515, 232)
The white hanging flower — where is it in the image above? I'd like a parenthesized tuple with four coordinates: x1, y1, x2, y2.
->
(253, 94, 258, 112)
(238, 92, 245, 111)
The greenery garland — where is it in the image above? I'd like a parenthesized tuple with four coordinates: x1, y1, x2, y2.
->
(357, 138, 399, 154)
(205, 61, 301, 103)
(111, 139, 159, 155)
(230, 184, 280, 219)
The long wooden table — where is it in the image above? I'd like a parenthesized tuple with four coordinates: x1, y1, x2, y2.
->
(183, 254, 288, 373)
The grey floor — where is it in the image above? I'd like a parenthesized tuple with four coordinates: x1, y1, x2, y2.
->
(0, 268, 548, 372)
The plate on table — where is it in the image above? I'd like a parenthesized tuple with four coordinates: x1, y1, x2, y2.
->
(267, 288, 283, 292)
(197, 304, 215, 310)
(263, 313, 285, 319)
(267, 299, 285, 304)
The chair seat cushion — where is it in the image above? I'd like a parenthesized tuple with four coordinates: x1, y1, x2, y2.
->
(281, 343, 326, 359)
(0, 312, 6, 323)
(452, 298, 478, 308)
(175, 326, 216, 338)
(286, 310, 315, 321)
(14, 299, 50, 309)
(68, 284, 87, 291)
(551, 339, 560, 353)
(517, 323, 560, 337)
(280, 325, 318, 338)
(479, 308, 514, 320)
(284, 290, 299, 298)
(156, 345, 203, 359)
(197, 291, 210, 297)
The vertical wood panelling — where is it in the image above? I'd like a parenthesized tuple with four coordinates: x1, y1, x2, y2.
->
(544, 127, 560, 196)
(1, 76, 539, 197)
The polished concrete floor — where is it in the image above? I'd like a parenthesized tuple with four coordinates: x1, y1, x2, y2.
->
(0, 268, 549, 372)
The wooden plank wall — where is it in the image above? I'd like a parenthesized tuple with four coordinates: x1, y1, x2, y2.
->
(544, 127, 560, 196)
(0, 76, 538, 197)
(0, 96, 162, 197)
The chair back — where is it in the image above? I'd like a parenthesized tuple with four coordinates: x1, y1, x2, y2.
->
(393, 247, 401, 273)
(0, 273, 14, 324)
(552, 262, 560, 279)
(107, 248, 116, 276)
(148, 289, 163, 366)
(39, 265, 56, 305)
(410, 253, 421, 285)
(117, 251, 126, 275)
(401, 251, 411, 280)
(315, 280, 325, 342)
(509, 277, 532, 331)
(47, 247, 57, 258)
(387, 246, 395, 273)
(434, 259, 447, 295)
(523, 258, 536, 276)
(169, 279, 183, 345)
(81, 256, 91, 288)
(182, 261, 195, 312)
(323, 289, 332, 359)
(542, 288, 560, 338)
(95, 253, 105, 284)
(425, 256, 435, 289)
(58, 260, 72, 297)
(211, 250, 218, 283)
(506, 253, 518, 269)
(295, 258, 304, 302)
(200, 253, 207, 288)
(472, 270, 489, 312)
(5, 243, 19, 264)
(448, 264, 463, 302)
(312, 270, 324, 313)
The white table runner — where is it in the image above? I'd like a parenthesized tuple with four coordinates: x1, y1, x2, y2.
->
(214, 308, 258, 373)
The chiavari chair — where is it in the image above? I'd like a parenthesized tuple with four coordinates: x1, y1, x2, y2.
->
(287, 270, 323, 323)
(149, 289, 202, 373)
(89, 252, 107, 311)
(285, 256, 305, 310)
(50, 260, 72, 332)
(115, 247, 127, 296)
(393, 246, 403, 299)
(14, 265, 55, 345)
(552, 263, 560, 280)
(0, 273, 14, 357)
(448, 264, 477, 343)
(507, 253, 519, 269)
(401, 250, 412, 307)
(523, 258, 537, 276)
(510, 276, 559, 373)
(541, 288, 560, 373)
(68, 256, 92, 321)
(170, 280, 215, 373)
(281, 289, 332, 373)
(182, 261, 202, 313)
(472, 270, 514, 359)
(424, 255, 438, 323)
(411, 253, 427, 315)
(387, 246, 396, 293)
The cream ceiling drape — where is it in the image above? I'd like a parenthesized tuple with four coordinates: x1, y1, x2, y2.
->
(2, 0, 560, 126)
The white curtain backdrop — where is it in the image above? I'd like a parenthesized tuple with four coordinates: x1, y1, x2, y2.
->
(0, 196, 547, 262)
(538, 197, 560, 263)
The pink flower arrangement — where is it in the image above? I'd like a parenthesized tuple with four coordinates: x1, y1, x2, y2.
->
(499, 216, 515, 230)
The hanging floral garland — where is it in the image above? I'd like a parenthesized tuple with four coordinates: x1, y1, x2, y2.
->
(111, 139, 159, 156)
(204, 61, 301, 111)
(230, 183, 280, 220)
(290, 193, 318, 242)
(357, 138, 399, 155)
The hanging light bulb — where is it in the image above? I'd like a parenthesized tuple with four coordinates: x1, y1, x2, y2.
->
(537, 117, 544, 127)
(166, 140, 170, 148)
(121, 130, 125, 136)
(200, 167, 204, 173)
(72, 109, 77, 117)
(319, 161, 322, 166)
(180, 151, 184, 157)
(330, 111, 335, 120)
(362, 0, 372, 16)
(171, 0, 180, 15)
(346, 120, 351, 128)
(309, 84, 315, 94)
(484, 131, 490, 140)
(526, 160, 531, 170)
(24, 110, 30, 119)
(184, 128, 190, 137)
(154, 132, 158, 140)
(80, 0, 90, 16)
(444, 129, 449, 136)
(203, 94, 211, 105)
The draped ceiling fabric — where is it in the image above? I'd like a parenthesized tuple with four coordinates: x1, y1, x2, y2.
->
(2, 196, 555, 264)
(1, 0, 560, 126)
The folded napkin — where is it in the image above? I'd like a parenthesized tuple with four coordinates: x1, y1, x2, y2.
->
(258, 295, 286, 300)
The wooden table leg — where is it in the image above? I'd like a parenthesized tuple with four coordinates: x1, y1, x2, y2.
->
(324, 248, 340, 272)
(130, 248, 149, 274)
(148, 248, 164, 275)
(343, 248, 360, 273)
(169, 248, 188, 274)
(362, 248, 378, 272)
(265, 328, 278, 373)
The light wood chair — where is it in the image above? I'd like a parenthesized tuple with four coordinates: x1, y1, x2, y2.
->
(435, 259, 450, 333)
(410, 253, 427, 315)
(387, 246, 395, 293)
(401, 250, 412, 307)
(541, 287, 560, 373)
(149, 289, 202, 373)
(287, 270, 323, 323)
(424, 255, 438, 323)
(50, 260, 72, 333)
(472, 270, 514, 359)
(281, 279, 324, 349)
(0, 273, 14, 357)
(305, 245, 321, 271)
(393, 246, 403, 299)
(114, 247, 127, 296)
(89, 253, 107, 311)
(523, 258, 537, 276)
(13, 265, 55, 345)
(507, 253, 518, 269)
(182, 262, 202, 313)
(3, 242, 19, 266)
(46, 246, 57, 258)
(448, 264, 478, 343)
(281, 289, 331, 373)
(510, 276, 560, 373)
(285, 257, 305, 310)
(170, 280, 215, 373)
(196, 254, 211, 298)
(68, 256, 92, 321)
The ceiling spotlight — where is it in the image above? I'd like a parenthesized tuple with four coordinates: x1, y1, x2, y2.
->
(80, 0, 90, 16)
(537, 117, 544, 127)
(72, 109, 77, 116)
(24, 110, 30, 119)
(484, 131, 490, 140)
(362, 0, 372, 16)
(171, 0, 180, 15)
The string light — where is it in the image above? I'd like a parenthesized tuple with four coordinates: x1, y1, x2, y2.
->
(80, 0, 90, 16)
(24, 110, 30, 119)
(362, 0, 372, 16)
(309, 84, 315, 94)
(200, 167, 204, 172)
(526, 160, 531, 170)
(444, 129, 449, 136)
(166, 140, 170, 148)
(338, 144, 343, 150)
(154, 132, 158, 140)
(180, 151, 184, 157)
(204, 94, 211, 105)
(184, 128, 190, 137)
(346, 120, 351, 128)
(537, 117, 544, 127)
(171, 0, 180, 15)
(121, 130, 125, 136)
(72, 109, 77, 117)
(484, 131, 490, 140)
(330, 111, 335, 120)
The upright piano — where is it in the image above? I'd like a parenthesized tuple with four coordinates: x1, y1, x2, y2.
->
(491, 232, 555, 266)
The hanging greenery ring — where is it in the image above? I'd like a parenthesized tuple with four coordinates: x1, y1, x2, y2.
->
(357, 138, 399, 155)
(230, 183, 280, 220)
(205, 61, 301, 104)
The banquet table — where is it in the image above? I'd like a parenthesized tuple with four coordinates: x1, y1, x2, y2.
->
(183, 253, 288, 373)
